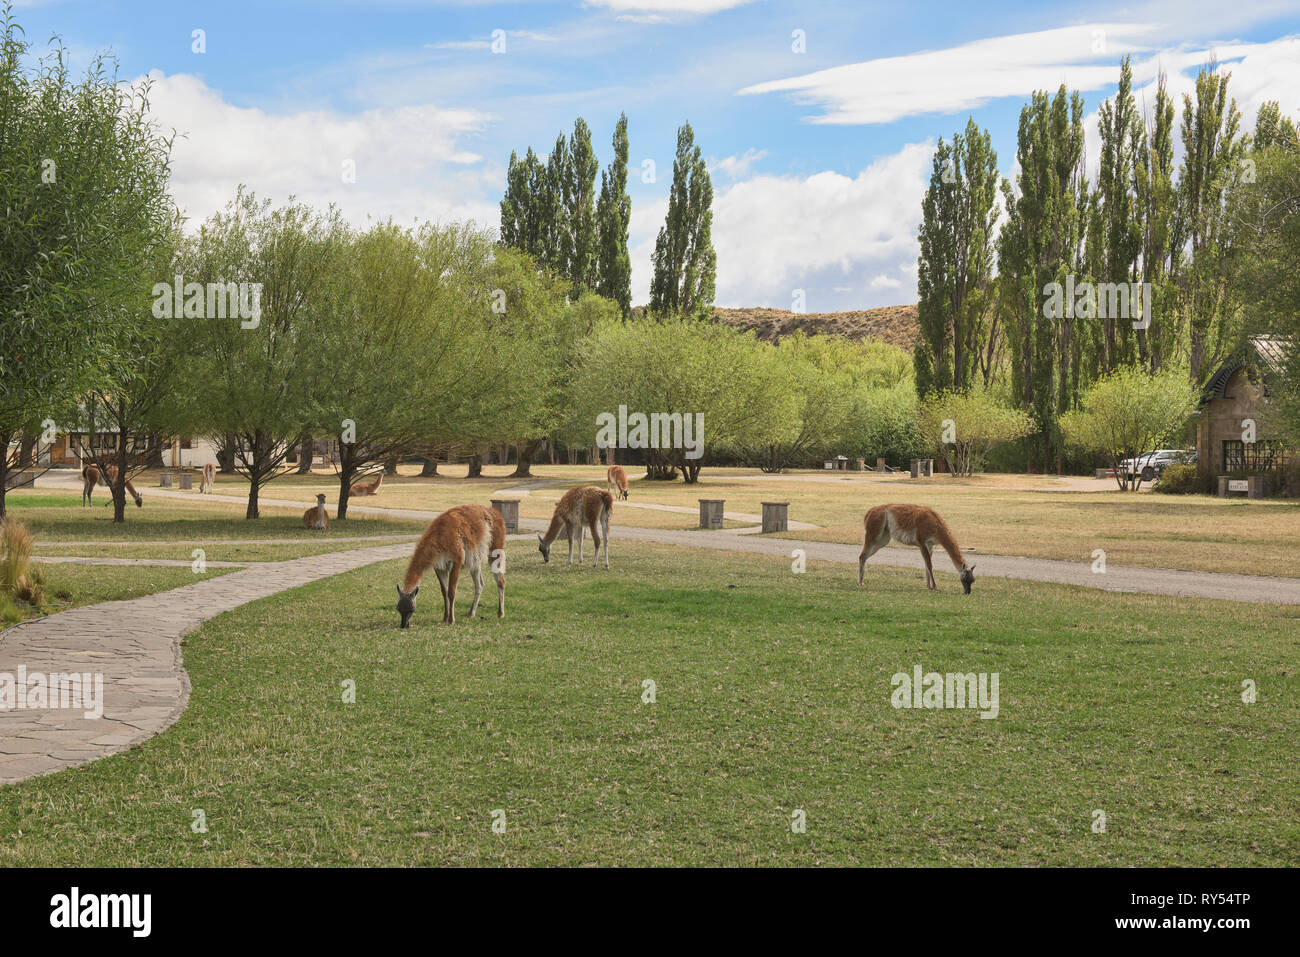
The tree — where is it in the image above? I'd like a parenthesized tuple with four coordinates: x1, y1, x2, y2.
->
(319, 222, 507, 518)
(649, 123, 716, 319)
(1135, 70, 1182, 373)
(997, 86, 1090, 471)
(566, 317, 788, 483)
(1177, 61, 1244, 384)
(566, 118, 600, 296)
(1091, 56, 1145, 373)
(0, 12, 173, 517)
(1228, 115, 1300, 445)
(596, 113, 632, 318)
(919, 389, 1034, 477)
(179, 190, 348, 518)
(81, 230, 188, 523)
(915, 118, 1002, 396)
(1059, 367, 1198, 490)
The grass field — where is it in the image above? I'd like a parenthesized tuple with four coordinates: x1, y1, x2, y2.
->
(29, 463, 1296, 578)
(2, 562, 235, 625)
(1, 541, 1295, 866)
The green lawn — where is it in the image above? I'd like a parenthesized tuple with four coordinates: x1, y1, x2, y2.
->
(2, 562, 235, 625)
(0, 541, 1294, 866)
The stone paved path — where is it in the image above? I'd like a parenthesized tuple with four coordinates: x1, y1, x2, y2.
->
(0, 541, 412, 785)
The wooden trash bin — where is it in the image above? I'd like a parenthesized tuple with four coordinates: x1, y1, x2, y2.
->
(761, 501, 789, 533)
(159, 472, 174, 488)
(11, 471, 36, 489)
(490, 498, 520, 532)
(698, 499, 725, 529)
(853, 458, 865, 471)
(910, 458, 934, 478)
(178, 472, 194, 490)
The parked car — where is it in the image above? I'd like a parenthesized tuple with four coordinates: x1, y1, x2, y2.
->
(1119, 449, 1196, 482)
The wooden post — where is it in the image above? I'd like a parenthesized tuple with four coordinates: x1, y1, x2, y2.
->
(853, 458, 865, 471)
(761, 501, 788, 533)
(698, 499, 724, 529)
(490, 498, 520, 532)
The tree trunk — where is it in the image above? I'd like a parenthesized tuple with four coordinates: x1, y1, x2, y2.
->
(337, 446, 356, 520)
(217, 436, 237, 474)
(510, 439, 541, 478)
(297, 435, 313, 473)
(0, 429, 11, 519)
(467, 455, 483, 479)
(384, 454, 400, 476)
(246, 478, 260, 519)
(145, 436, 165, 469)
(17, 432, 36, 468)
(420, 457, 439, 477)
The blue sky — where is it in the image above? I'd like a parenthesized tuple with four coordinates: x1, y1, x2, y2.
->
(14, 0, 1300, 310)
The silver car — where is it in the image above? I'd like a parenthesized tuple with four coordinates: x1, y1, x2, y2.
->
(1119, 449, 1195, 483)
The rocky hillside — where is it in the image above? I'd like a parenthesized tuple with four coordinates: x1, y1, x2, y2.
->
(710, 304, 919, 350)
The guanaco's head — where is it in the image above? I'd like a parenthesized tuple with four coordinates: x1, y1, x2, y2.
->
(537, 533, 551, 563)
(315, 493, 327, 507)
(395, 584, 419, 629)
(960, 564, 976, 595)
(132, 490, 143, 508)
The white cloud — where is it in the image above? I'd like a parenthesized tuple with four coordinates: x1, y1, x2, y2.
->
(738, 22, 1169, 124)
(587, 0, 756, 13)
(708, 142, 929, 308)
(137, 71, 500, 231)
(709, 148, 768, 181)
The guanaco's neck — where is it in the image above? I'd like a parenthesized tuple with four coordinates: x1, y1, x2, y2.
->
(935, 526, 966, 571)
(540, 513, 564, 545)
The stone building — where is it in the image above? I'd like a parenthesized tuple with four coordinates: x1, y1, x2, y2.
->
(1198, 337, 1289, 495)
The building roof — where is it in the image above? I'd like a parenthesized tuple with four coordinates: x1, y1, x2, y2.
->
(1202, 336, 1290, 402)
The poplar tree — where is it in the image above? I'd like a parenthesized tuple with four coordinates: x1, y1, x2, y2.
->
(596, 113, 632, 318)
(914, 118, 1002, 396)
(649, 122, 716, 319)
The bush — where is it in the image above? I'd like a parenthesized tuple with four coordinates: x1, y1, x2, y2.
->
(1151, 463, 1201, 494)
(0, 517, 42, 606)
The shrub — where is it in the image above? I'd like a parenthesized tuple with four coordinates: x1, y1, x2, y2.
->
(0, 517, 43, 607)
(1152, 463, 1201, 494)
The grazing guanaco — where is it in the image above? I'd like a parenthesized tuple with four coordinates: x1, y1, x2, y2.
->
(538, 486, 613, 569)
(396, 504, 505, 627)
(303, 493, 330, 530)
(349, 471, 384, 497)
(606, 465, 629, 500)
(199, 463, 216, 493)
(81, 464, 142, 508)
(859, 504, 975, 593)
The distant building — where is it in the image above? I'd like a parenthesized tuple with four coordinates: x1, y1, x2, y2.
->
(1198, 337, 1291, 496)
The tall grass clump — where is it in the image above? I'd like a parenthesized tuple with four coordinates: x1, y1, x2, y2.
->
(0, 517, 43, 607)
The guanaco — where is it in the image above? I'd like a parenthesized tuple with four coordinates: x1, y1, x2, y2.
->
(199, 463, 216, 493)
(396, 504, 505, 627)
(349, 471, 384, 497)
(303, 493, 330, 530)
(538, 486, 613, 569)
(606, 465, 629, 500)
(859, 504, 975, 593)
(81, 464, 142, 508)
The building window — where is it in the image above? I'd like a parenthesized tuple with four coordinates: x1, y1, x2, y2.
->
(1223, 439, 1286, 472)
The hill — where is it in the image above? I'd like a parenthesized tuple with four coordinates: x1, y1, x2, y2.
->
(710, 304, 919, 350)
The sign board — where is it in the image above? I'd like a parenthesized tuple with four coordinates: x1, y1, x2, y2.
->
(1228, 479, 1249, 492)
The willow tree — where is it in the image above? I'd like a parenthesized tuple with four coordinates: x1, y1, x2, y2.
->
(0, 12, 173, 516)
(179, 190, 349, 518)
